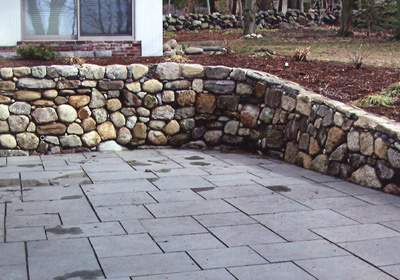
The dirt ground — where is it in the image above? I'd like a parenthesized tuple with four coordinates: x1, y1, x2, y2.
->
(1, 27, 399, 121)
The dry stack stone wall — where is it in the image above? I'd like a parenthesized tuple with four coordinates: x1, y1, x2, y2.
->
(0, 63, 399, 192)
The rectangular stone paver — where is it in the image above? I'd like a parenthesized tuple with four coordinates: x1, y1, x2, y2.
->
(90, 234, 161, 258)
(148, 189, 203, 203)
(0, 242, 26, 266)
(119, 219, 148, 234)
(355, 193, 400, 205)
(251, 240, 349, 262)
(6, 227, 46, 242)
(335, 205, 400, 223)
(95, 205, 153, 221)
(295, 256, 395, 280)
(153, 167, 208, 178)
(87, 170, 156, 182)
(323, 181, 380, 196)
(45, 222, 125, 239)
(22, 185, 84, 201)
(87, 192, 156, 207)
(101, 252, 200, 278)
(130, 269, 236, 280)
(193, 184, 273, 199)
(193, 212, 258, 228)
(154, 233, 225, 252)
(188, 247, 267, 269)
(140, 216, 207, 237)
(201, 173, 261, 187)
(381, 264, 400, 279)
(209, 224, 284, 246)
(292, 196, 371, 210)
(0, 265, 27, 280)
(82, 179, 158, 194)
(145, 200, 238, 218)
(228, 262, 315, 280)
(311, 224, 400, 243)
(59, 210, 99, 224)
(151, 176, 215, 190)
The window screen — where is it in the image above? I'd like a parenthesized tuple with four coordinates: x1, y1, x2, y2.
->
(80, 0, 133, 36)
(25, 0, 77, 36)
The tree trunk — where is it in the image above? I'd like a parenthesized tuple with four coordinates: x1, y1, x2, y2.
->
(395, 0, 400, 39)
(337, 0, 354, 37)
(243, 0, 257, 34)
(299, 0, 304, 12)
(210, 0, 216, 13)
(206, 0, 211, 14)
(232, 0, 237, 14)
(281, 0, 288, 13)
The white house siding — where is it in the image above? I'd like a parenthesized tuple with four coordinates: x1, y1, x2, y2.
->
(135, 0, 163, 56)
(0, 0, 22, 46)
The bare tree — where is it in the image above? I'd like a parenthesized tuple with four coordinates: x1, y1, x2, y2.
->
(243, 0, 257, 34)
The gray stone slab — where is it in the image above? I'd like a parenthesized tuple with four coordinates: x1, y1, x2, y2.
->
(82, 179, 158, 194)
(29, 254, 103, 280)
(87, 170, 156, 182)
(6, 227, 46, 242)
(153, 167, 208, 178)
(151, 176, 214, 190)
(194, 212, 257, 228)
(95, 205, 153, 221)
(28, 238, 93, 257)
(0, 265, 27, 280)
(341, 237, 400, 266)
(312, 224, 400, 243)
(22, 185, 84, 201)
(148, 189, 203, 203)
(252, 176, 314, 187)
(356, 193, 400, 205)
(226, 194, 309, 215)
(293, 196, 370, 210)
(201, 165, 267, 175)
(335, 205, 400, 223)
(209, 224, 284, 246)
(194, 184, 274, 199)
(0, 242, 26, 266)
(201, 173, 261, 187)
(7, 155, 41, 165)
(323, 181, 380, 196)
(381, 221, 400, 232)
(43, 164, 82, 171)
(140, 216, 207, 237)
(0, 188, 22, 203)
(90, 234, 161, 258)
(0, 172, 21, 187)
(154, 233, 225, 252)
(60, 210, 99, 224)
(7, 198, 93, 216)
(127, 157, 183, 171)
(116, 149, 162, 160)
(253, 209, 357, 242)
(7, 213, 60, 228)
(210, 153, 273, 166)
(281, 183, 349, 200)
(188, 246, 267, 269)
(302, 170, 343, 183)
(0, 165, 44, 173)
(295, 256, 395, 280)
(87, 192, 156, 207)
(228, 262, 316, 280)
(130, 269, 236, 280)
(145, 200, 238, 218)
(381, 264, 400, 279)
(119, 219, 148, 234)
(101, 252, 199, 278)
(45, 222, 125, 239)
(0, 157, 6, 166)
(82, 162, 134, 172)
(251, 240, 349, 263)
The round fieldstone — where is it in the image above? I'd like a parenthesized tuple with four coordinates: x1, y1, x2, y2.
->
(117, 127, 132, 145)
(162, 91, 175, 103)
(143, 95, 158, 109)
(36, 123, 67, 135)
(58, 105, 78, 123)
(374, 138, 389, 159)
(130, 64, 149, 80)
(0, 104, 10, 120)
(80, 64, 105, 79)
(69, 95, 91, 109)
(0, 81, 16, 91)
(236, 83, 253, 95)
(82, 131, 102, 147)
(310, 154, 329, 174)
(163, 120, 180, 135)
(195, 94, 216, 114)
(16, 132, 39, 150)
(9, 102, 31, 115)
(204, 130, 222, 145)
(125, 82, 141, 93)
(82, 117, 97, 132)
(155, 62, 181, 80)
(137, 107, 150, 117)
(122, 90, 142, 106)
(350, 165, 382, 189)
(42, 89, 58, 99)
(240, 104, 260, 128)
(92, 108, 108, 124)
(126, 116, 138, 130)
(106, 98, 122, 112)
(110, 112, 126, 128)
(0, 121, 9, 133)
(8, 115, 30, 133)
(133, 123, 147, 139)
(152, 105, 175, 120)
(177, 90, 196, 107)
(89, 89, 106, 108)
(60, 135, 82, 148)
(224, 120, 240, 135)
(182, 64, 204, 78)
(67, 123, 84, 135)
(0, 134, 17, 149)
(13, 90, 41, 101)
(97, 121, 117, 140)
(105, 65, 127, 80)
(180, 119, 195, 131)
(325, 126, 346, 153)
(148, 130, 168, 145)
(142, 80, 163, 94)
(78, 106, 92, 119)
(149, 120, 165, 130)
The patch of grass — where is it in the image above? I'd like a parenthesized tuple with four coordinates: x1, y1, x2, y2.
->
(356, 94, 397, 107)
(165, 55, 191, 63)
(64, 55, 85, 65)
(382, 82, 400, 97)
(163, 31, 176, 40)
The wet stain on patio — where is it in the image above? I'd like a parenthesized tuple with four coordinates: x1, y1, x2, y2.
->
(184, 156, 204, 160)
(157, 169, 171, 173)
(190, 162, 211, 166)
(21, 180, 49, 187)
(53, 270, 103, 280)
(192, 187, 215, 192)
(46, 225, 83, 235)
(127, 160, 151, 166)
(267, 185, 291, 192)
(61, 195, 83, 200)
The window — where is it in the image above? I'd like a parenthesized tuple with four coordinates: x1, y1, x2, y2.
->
(23, 0, 134, 40)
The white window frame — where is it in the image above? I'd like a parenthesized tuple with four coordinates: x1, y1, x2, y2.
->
(22, 0, 135, 41)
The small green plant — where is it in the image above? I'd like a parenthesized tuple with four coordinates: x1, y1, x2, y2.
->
(163, 31, 176, 40)
(17, 43, 59, 61)
(356, 94, 397, 107)
(382, 82, 400, 97)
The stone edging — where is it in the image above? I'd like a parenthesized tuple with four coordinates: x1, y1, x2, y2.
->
(0, 63, 399, 193)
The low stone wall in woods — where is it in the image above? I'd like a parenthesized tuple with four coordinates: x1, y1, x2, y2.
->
(0, 63, 399, 193)
(164, 9, 340, 31)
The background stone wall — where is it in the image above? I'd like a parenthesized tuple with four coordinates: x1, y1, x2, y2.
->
(0, 63, 399, 192)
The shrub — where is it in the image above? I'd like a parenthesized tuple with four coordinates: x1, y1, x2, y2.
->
(347, 45, 370, 69)
(382, 82, 400, 97)
(356, 94, 397, 107)
(64, 55, 85, 65)
(17, 43, 59, 61)
(293, 47, 310, 61)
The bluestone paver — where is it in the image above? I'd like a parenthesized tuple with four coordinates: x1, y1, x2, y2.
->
(1, 149, 399, 280)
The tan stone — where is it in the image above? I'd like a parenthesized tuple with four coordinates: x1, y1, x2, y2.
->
(16, 132, 39, 150)
(42, 89, 58, 99)
(195, 94, 216, 114)
(0, 81, 16, 91)
(131, 64, 149, 80)
(148, 120, 165, 130)
(69, 95, 91, 109)
(78, 106, 91, 119)
(37, 123, 67, 135)
(309, 137, 321, 156)
(106, 98, 122, 112)
(117, 127, 132, 145)
(27, 122, 36, 132)
(81, 131, 101, 147)
(295, 94, 312, 116)
(177, 90, 196, 106)
(0, 134, 17, 149)
(125, 82, 141, 93)
(32, 100, 55, 106)
(325, 126, 346, 153)
(375, 138, 389, 160)
(132, 123, 147, 139)
(82, 117, 96, 132)
(142, 79, 163, 94)
(148, 130, 168, 145)
(181, 64, 204, 78)
(163, 120, 180, 135)
(0, 68, 13, 79)
(13, 67, 30, 77)
(97, 121, 116, 140)
(67, 123, 84, 135)
(350, 165, 382, 189)
(254, 82, 266, 97)
(110, 112, 126, 128)
(32, 108, 58, 124)
(13, 90, 41, 101)
(0, 121, 9, 133)
(162, 91, 175, 103)
(0, 95, 11, 104)
(57, 80, 81, 89)
(296, 151, 312, 169)
(58, 104, 78, 123)
(360, 132, 374, 156)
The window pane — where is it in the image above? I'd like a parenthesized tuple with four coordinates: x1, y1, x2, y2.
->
(80, 0, 132, 36)
(25, 0, 77, 36)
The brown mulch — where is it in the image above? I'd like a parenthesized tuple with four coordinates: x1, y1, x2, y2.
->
(1, 29, 399, 121)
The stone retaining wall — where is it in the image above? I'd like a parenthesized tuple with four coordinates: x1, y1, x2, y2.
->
(0, 63, 399, 192)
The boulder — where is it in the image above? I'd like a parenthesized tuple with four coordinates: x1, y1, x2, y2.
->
(16, 132, 39, 150)
(350, 165, 382, 189)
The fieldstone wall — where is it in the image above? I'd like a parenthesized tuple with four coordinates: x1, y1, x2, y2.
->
(0, 63, 399, 193)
